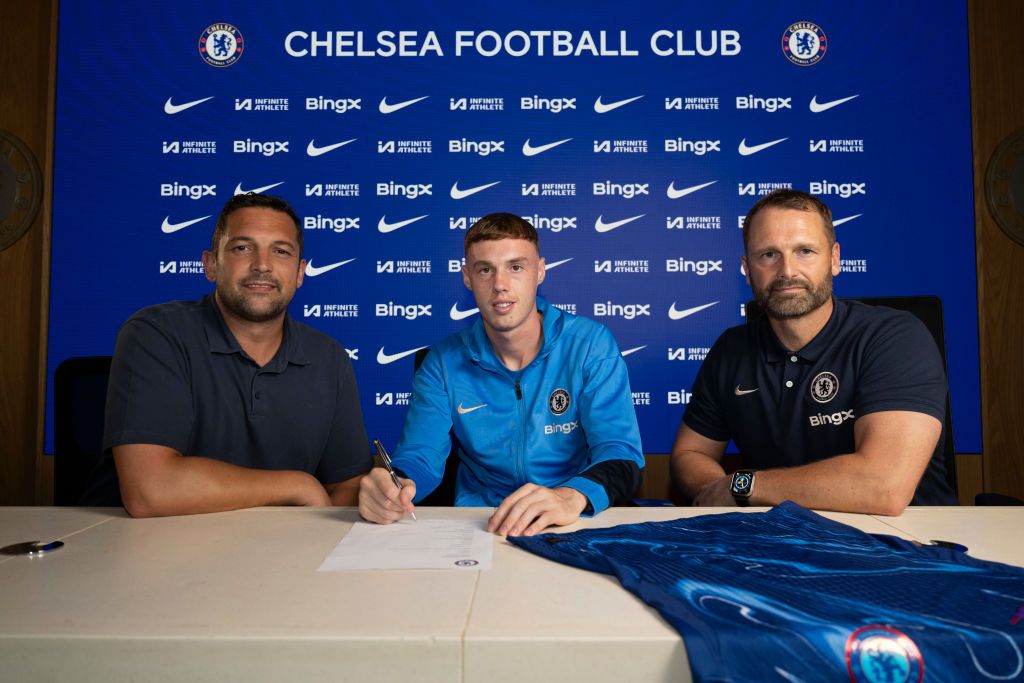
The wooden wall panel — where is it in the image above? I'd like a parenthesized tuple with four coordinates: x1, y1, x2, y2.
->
(0, 2, 55, 505)
(970, 0, 1024, 501)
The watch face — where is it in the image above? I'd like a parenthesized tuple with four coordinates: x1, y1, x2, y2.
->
(732, 472, 754, 496)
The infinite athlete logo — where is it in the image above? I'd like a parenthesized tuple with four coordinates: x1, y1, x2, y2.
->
(199, 24, 243, 68)
(782, 21, 827, 66)
(845, 625, 923, 683)
(548, 389, 571, 416)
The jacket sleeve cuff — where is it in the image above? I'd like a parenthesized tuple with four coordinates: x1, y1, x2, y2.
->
(561, 476, 609, 516)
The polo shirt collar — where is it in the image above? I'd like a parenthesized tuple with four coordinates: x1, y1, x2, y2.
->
(761, 297, 848, 363)
(201, 294, 310, 368)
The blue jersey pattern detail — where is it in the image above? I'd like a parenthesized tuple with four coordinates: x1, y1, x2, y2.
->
(511, 502, 1024, 682)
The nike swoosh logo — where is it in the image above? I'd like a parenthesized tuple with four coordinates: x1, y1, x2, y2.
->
(621, 346, 646, 357)
(379, 96, 428, 114)
(809, 94, 860, 113)
(668, 301, 718, 320)
(595, 214, 645, 233)
(594, 95, 644, 113)
(450, 181, 500, 200)
(522, 138, 573, 157)
(545, 258, 573, 270)
(304, 258, 356, 277)
(161, 215, 210, 234)
(738, 137, 788, 156)
(667, 180, 716, 200)
(450, 303, 479, 321)
(377, 346, 428, 365)
(164, 96, 213, 114)
(734, 386, 759, 396)
(306, 138, 356, 157)
(378, 215, 428, 233)
(234, 181, 285, 196)
(457, 403, 487, 414)
(833, 214, 862, 227)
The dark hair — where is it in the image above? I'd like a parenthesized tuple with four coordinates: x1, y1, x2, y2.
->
(211, 193, 303, 256)
(464, 213, 539, 254)
(742, 189, 834, 249)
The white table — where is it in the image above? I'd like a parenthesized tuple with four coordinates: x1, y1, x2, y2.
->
(0, 506, 1020, 682)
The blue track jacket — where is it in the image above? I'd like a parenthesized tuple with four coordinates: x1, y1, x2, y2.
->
(393, 297, 644, 514)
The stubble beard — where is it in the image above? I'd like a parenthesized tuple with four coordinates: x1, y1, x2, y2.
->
(217, 276, 289, 323)
(755, 275, 833, 320)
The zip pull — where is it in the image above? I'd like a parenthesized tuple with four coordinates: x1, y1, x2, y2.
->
(515, 382, 522, 400)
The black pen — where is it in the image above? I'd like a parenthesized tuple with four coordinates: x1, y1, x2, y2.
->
(373, 439, 417, 521)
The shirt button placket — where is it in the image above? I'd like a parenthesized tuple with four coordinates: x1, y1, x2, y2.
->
(784, 355, 800, 391)
(251, 373, 266, 418)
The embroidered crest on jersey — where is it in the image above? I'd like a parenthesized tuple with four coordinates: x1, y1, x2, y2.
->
(810, 371, 839, 403)
(548, 388, 571, 415)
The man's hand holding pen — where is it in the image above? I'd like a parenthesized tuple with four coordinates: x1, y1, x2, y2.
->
(358, 440, 418, 524)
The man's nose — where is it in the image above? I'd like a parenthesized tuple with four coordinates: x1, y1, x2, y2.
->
(252, 248, 272, 272)
(778, 252, 797, 277)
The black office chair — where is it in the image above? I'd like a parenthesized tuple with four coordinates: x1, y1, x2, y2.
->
(746, 296, 959, 498)
(410, 347, 460, 506)
(53, 356, 120, 505)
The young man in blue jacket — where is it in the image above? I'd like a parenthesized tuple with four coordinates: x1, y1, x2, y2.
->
(359, 213, 644, 536)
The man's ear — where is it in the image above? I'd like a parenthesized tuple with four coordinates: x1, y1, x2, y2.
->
(202, 250, 216, 283)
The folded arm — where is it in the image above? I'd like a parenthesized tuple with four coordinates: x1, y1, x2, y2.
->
(671, 410, 942, 515)
(114, 444, 331, 518)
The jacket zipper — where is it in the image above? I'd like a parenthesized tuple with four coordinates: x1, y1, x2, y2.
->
(515, 381, 526, 482)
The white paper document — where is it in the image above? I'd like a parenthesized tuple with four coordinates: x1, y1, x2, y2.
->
(318, 519, 493, 571)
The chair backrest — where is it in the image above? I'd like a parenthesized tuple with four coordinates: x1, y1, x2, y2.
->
(53, 356, 113, 505)
(745, 296, 957, 495)
(411, 347, 460, 506)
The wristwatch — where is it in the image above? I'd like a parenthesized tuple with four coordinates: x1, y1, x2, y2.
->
(730, 470, 756, 506)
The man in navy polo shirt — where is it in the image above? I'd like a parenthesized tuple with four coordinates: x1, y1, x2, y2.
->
(670, 189, 956, 513)
(102, 193, 371, 517)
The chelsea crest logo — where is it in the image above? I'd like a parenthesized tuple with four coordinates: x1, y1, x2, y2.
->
(548, 389, 571, 416)
(782, 21, 827, 66)
(845, 625, 924, 683)
(199, 23, 244, 68)
(810, 371, 839, 403)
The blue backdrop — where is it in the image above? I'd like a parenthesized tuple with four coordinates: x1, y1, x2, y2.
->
(47, 1, 978, 455)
